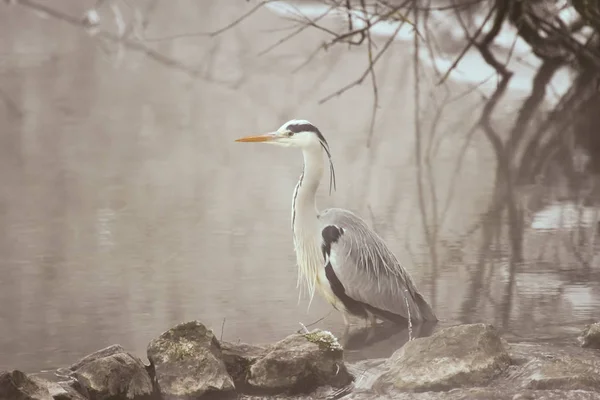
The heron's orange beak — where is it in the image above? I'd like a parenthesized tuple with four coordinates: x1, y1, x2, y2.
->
(234, 132, 278, 142)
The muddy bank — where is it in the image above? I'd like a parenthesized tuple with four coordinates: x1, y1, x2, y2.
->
(2, 321, 600, 400)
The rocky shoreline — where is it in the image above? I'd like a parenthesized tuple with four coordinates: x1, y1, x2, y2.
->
(2, 321, 599, 400)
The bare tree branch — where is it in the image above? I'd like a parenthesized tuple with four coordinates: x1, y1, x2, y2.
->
(145, 0, 277, 41)
(15, 0, 202, 78)
(437, 2, 496, 85)
(318, 10, 410, 104)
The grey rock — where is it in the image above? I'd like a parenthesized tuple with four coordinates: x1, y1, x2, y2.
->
(69, 345, 154, 400)
(221, 341, 266, 390)
(580, 323, 600, 349)
(0, 370, 53, 400)
(247, 329, 352, 394)
(508, 342, 600, 391)
(42, 380, 87, 400)
(68, 344, 126, 372)
(14, 370, 87, 400)
(54, 377, 90, 400)
(45, 381, 69, 400)
(333, 388, 600, 400)
(346, 358, 387, 390)
(147, 320, 235, 400)
(374, 323, 511, 392)
(516, 357, 600, 391)
(239, 326, 600, 399)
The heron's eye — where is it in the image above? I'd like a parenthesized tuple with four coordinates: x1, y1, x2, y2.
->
(287, 130, 295, 137)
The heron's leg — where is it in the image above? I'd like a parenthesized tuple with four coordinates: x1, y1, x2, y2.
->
(361, 313, 377, 343)
(340, 313, 351, 347)
(342, 312, 351, 327)
(367, 313, 377, 328)
(341, 325, 350, 346)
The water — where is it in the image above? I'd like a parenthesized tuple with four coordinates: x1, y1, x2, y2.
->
(0, 1, 599, 372)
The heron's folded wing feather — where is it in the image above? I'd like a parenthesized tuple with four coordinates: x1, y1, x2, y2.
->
(319, 208, 435, 322)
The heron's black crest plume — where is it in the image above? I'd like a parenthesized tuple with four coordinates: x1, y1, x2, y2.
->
(287, 123, 336, 195)
(320, 141, 336, 196)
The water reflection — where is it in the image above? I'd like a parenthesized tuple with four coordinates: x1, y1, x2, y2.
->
(343, 321, 437, 362)
(0, 1, 599, 373)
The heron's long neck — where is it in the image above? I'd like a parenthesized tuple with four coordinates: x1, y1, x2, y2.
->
(292, 147, 324, 305)
(292, 147, 324, 236)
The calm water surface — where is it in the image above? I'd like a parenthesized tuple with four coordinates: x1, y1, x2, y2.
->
(0, 1, 599, 372)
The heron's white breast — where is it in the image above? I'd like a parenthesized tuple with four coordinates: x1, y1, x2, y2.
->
(292, 224, 339, 307)
(316, 268, 342, 308)
(292, 227, 318, 285)
(317, 247, 346, 310)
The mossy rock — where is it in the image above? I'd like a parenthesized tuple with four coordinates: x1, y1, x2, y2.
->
(303, 330, 344, 354)
(247, 330, 352, 394)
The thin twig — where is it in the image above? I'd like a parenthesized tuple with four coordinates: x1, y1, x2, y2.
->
(318, 13, 408, 104)
(447, 75, 494, 104)
(298, 322, 310, 334)
(292, 42, 327, 73)
(305, 310, 334, 328)
(411, 0, 488, 12)
(256, 4, 336, 56)
(16, 0, 201, 77)
(257, 24, 310, 56)
(364, 0, 380, 148)
(437, 2, 496, 85)
(144, 0, 275, 41)
(439, 121, 481, 228)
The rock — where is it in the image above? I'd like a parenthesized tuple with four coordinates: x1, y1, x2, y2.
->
(7, 369, 87, 400)
(43, 380, 87, 400)
(374, 323, 511, 392)
(53, 376, 90, 400)
(68, 344, 126, 372)
(508, 342, 600, 392)
(0, 370, 53, 400)
(580, 323, 600, 349)
(335, 388, 600, 400)
(346, 358, 387, 390)
(247, 329, 353, 394)
(220, 341, 266, 390)
(69, 345, 154, 400)
(146, 320, 235, 400)
(516, 357, 600, 391)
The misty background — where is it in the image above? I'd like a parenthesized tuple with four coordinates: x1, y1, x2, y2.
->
(1, 0, 599, 372)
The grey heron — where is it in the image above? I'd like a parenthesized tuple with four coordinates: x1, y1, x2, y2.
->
(235, 120, 437, 329)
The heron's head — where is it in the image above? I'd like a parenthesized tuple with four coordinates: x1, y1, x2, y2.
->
(235, 119, 336, 193)
(235, 119, 328, 151)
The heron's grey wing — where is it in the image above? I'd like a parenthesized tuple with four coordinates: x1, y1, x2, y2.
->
(318, 208, 436, 322)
